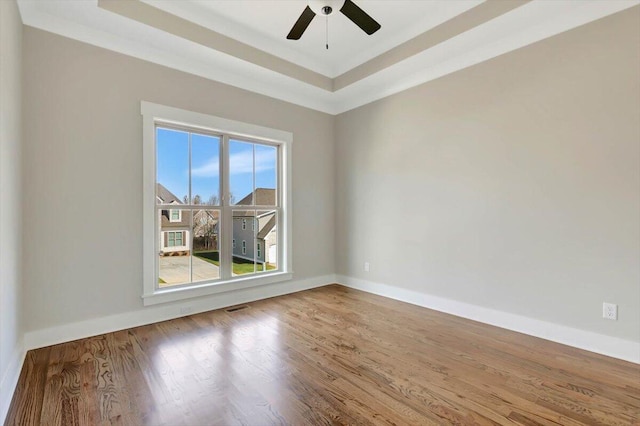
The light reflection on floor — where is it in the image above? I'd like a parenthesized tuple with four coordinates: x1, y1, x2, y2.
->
(150, 311, 286, 422)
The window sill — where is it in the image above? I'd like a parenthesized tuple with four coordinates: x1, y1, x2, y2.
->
(142, 271, 293, 306)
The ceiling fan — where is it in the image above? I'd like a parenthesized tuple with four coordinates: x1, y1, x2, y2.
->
(287, 0, 381, 43)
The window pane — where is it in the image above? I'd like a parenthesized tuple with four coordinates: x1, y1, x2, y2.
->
(192, 209, 221, 282)
(158, 209, 191, 287)
(254, 144, 277, 205)
(157, 128, 189, 204)
(232, 209, 256, 276)
(191, 134, 220, 206)
(229, 140, 254, 205)
(257, 210, 277, 272)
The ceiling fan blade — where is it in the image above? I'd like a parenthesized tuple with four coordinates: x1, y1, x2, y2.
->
(340, 0, 381, 35)
(287, 6, 316, 40)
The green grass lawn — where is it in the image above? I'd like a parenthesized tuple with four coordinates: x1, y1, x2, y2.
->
(194, 251, 276, 275)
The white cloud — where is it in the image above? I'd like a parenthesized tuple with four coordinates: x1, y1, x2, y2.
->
(191, 158, 219, 177)
(191, 149, 275, 177)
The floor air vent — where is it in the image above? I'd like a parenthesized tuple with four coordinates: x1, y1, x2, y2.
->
(225, 305, 249, 313)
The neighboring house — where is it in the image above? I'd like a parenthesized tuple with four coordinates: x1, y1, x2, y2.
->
(156, 184, 272, 262)
(233, 188, 277, 266)
(157, 183, 191, 256)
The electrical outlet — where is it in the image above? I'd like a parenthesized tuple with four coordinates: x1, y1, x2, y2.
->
(602, 302, 617, 320)
(180, 306, 194, 315)
(364, 262, 370, 272)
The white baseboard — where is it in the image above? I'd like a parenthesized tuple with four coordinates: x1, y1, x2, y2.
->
(0, 340, 26, 425)
(337, 275, 640, 364)
(25, 274, 336, 351)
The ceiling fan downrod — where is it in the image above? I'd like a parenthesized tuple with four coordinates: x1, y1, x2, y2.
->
(326, 16, 329, 49)
(321, 4, 332, 50)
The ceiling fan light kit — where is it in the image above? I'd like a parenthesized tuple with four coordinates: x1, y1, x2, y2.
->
(287, 0, 381, 46)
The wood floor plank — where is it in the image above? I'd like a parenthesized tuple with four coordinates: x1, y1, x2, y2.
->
(4, 347, 51, 426)
(5, 285, 639, 425)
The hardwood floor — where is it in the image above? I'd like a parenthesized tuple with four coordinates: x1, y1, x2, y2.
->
(6, 284, 640, 425)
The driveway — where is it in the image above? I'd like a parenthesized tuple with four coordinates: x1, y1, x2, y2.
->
(159, 255, 220, 286)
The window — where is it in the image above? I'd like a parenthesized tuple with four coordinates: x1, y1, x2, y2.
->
(166, 231, 184, 247)
(142, 102, 292, 305)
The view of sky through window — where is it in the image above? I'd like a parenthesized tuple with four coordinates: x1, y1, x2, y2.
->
(156, 128, 277, 204)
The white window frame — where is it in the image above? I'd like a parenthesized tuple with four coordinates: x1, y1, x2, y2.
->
(166, 231, 184, 247)
(160, 230, 189, 252)
(142, 101, 293, 306)
(169, 209, 181, 223)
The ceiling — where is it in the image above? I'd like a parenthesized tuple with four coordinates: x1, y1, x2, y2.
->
(17, 0, 639, 114)
(142, 0, 483, 78)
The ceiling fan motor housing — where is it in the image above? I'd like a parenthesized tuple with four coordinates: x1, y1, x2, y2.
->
(309, 0, 346, 16)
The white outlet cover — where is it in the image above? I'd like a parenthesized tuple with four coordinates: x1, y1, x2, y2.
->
(603, 302, 618, 320)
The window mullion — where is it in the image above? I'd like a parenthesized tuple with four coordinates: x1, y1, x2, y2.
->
(221, 135, 232, 281)
(252, 146, 257, 274)
(188, 131, 193, 283)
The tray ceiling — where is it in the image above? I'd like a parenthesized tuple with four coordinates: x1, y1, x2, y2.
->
(17, 0, 640, 114)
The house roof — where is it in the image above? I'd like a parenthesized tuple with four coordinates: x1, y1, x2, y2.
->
(156, 183, 182, 204)
(235, 188, 275, 206)
(157, 184, 191, 229)
(257, 214, 276, 240)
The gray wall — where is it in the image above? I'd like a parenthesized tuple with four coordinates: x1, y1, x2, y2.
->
(22, 27, 335, 332)
(232, 217, 261, 263)
(0, 0, 23, 418)
(17, 6, 640, 348)
(335, 9, 640, 341)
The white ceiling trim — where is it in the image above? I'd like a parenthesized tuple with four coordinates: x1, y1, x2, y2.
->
(18, 0, 335, 113)
(17, 0, 640, 116)
(140, 0, 485, 78)
(332, 0, 640, 113)
(139, 0, 335, 78)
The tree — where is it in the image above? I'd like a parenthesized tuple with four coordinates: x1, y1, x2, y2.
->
(183, 194, 203, 205)
(193, 210, 218, 250)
